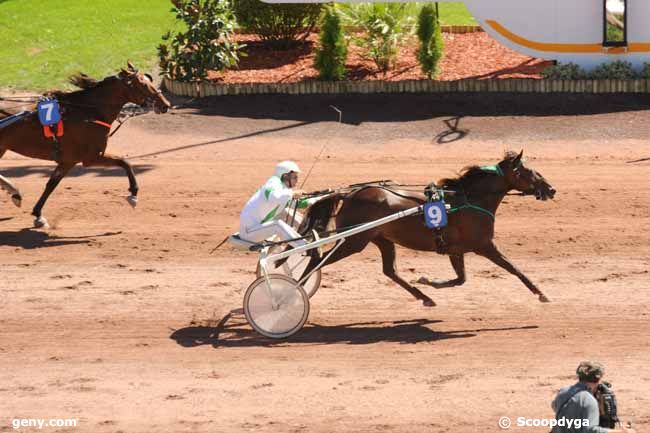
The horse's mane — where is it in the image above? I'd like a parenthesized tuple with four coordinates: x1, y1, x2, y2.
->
(48, 73, 116, 100)
(438, 150, 519, 190)
(69, 73, 102, 90)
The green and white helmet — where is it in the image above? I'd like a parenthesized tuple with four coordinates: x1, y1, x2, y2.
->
(274, 160, 301, 178)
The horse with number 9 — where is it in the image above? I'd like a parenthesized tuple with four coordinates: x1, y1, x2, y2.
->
(299, 150, 556, 307)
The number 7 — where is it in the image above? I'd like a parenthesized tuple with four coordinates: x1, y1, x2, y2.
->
(42, 103, 54, 122)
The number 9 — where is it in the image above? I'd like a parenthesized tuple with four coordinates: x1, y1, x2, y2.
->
(427, 205, 442, 225)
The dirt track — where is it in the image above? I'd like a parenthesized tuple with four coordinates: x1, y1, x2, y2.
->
(1, 94, 650, 433)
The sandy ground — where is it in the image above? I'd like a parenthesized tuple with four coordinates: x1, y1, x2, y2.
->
(1, 94, 650, 433)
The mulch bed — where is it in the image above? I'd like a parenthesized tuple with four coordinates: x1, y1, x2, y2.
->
(208, 32, 553, 84)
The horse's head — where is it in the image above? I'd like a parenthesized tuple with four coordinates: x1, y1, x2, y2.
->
(299, 193, 344, 235)
(118, 61, 171, 114)
(501, 150, 556, 200)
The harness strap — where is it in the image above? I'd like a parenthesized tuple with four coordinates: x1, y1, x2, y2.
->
(43, 121, 64, 138)
(443, 163, 504, 220)
(448, 203, 495, 220)
(555, 389, 589, 420)
(92, 120, 112, 129)
(480, 164, 504, 177)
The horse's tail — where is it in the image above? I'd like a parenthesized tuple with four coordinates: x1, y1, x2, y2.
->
(299, 193, 345, 235)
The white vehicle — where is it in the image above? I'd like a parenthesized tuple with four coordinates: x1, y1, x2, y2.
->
(233, 202, 425, 338)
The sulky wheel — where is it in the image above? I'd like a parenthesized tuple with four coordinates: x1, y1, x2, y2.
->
(244, 274, 310, 339)
(256, 247, 322, 298)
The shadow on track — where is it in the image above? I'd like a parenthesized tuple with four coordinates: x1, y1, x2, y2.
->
(130, 121, 315, 160)
(0, 229, 122, 249)
(170, 312, 539, 348)
(0, 165, 155, 179)
(169, 92, 650, 125)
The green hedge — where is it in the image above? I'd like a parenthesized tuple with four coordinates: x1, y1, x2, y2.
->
(233, 0, 322, 49)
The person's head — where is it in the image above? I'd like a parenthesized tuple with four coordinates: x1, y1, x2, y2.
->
(576, 361, 605, 392)
(274, 160, 301, 188)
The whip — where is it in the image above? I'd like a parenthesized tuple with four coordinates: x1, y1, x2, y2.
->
(298, 104, 342, 189)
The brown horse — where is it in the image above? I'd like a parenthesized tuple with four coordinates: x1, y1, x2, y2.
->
(299, 151, 556, 307)
(0, 62, 170, 228)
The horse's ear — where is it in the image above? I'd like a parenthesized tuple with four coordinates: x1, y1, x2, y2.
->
(513, 149, 524, 167)
(127, 60, 136, 71)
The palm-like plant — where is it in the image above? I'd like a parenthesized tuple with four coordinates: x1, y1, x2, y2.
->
(338, 2, 416, 72)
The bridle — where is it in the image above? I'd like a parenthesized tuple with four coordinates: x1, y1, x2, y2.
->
(121, 70, 163, 109)
(508, 161, 541, 196)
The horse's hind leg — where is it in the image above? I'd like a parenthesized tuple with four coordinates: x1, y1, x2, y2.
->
(476, 242, 550, 303)
(415, 254, 466, 289)
(83, 153, 138, 208)
(0, 149, 22, 207)
(297, 234, 372, 282)
(373, 237, 436, 307)
(0, 174, 22, 208)
(32, 162, 75, 228)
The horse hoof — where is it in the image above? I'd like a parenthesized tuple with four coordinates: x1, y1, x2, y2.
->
(126, 195, 138, 208)
(539, 294, 551, 303)
(414, 277, 429, 285)
(422, 298, 436, 307)
(11, 194, 22, 208)
(34, 216, 49, 229)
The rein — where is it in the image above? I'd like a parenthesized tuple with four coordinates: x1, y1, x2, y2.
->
(84, 106, 151, 137)
(448, 203, 495, 220)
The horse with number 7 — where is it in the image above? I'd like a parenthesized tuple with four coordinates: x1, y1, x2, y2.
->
(0, 61, 170, 228)
(299, 151, 557, 307)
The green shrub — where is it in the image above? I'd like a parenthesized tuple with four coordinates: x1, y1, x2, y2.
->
(233, 0, 322, 50)
(314, 6, 348, 81)
(416, 4, 444, 79)
(641, 63, 650, 79)
(542, 61, 647, 80)
(541, 62, 587, 80)
(589, 60, 636, 79)
(159, 0, 244, 82)
(339, 3, 415, 72)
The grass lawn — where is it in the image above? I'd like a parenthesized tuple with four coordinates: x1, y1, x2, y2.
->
(0, 0, 178, 91)
(438, 2, 477, 26)
(0, 0, 475, 91)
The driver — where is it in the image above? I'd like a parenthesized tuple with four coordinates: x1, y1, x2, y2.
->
(238, 160, 311, 248)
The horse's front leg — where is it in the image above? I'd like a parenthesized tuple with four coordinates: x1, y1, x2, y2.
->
(84, 153, 138, 208)
(476, 242, 550, 303)
(415, 254, 466, 289)
(32, 162, 75, 228)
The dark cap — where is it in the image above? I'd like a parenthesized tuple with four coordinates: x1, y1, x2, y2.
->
(576, 361, 605, 382)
